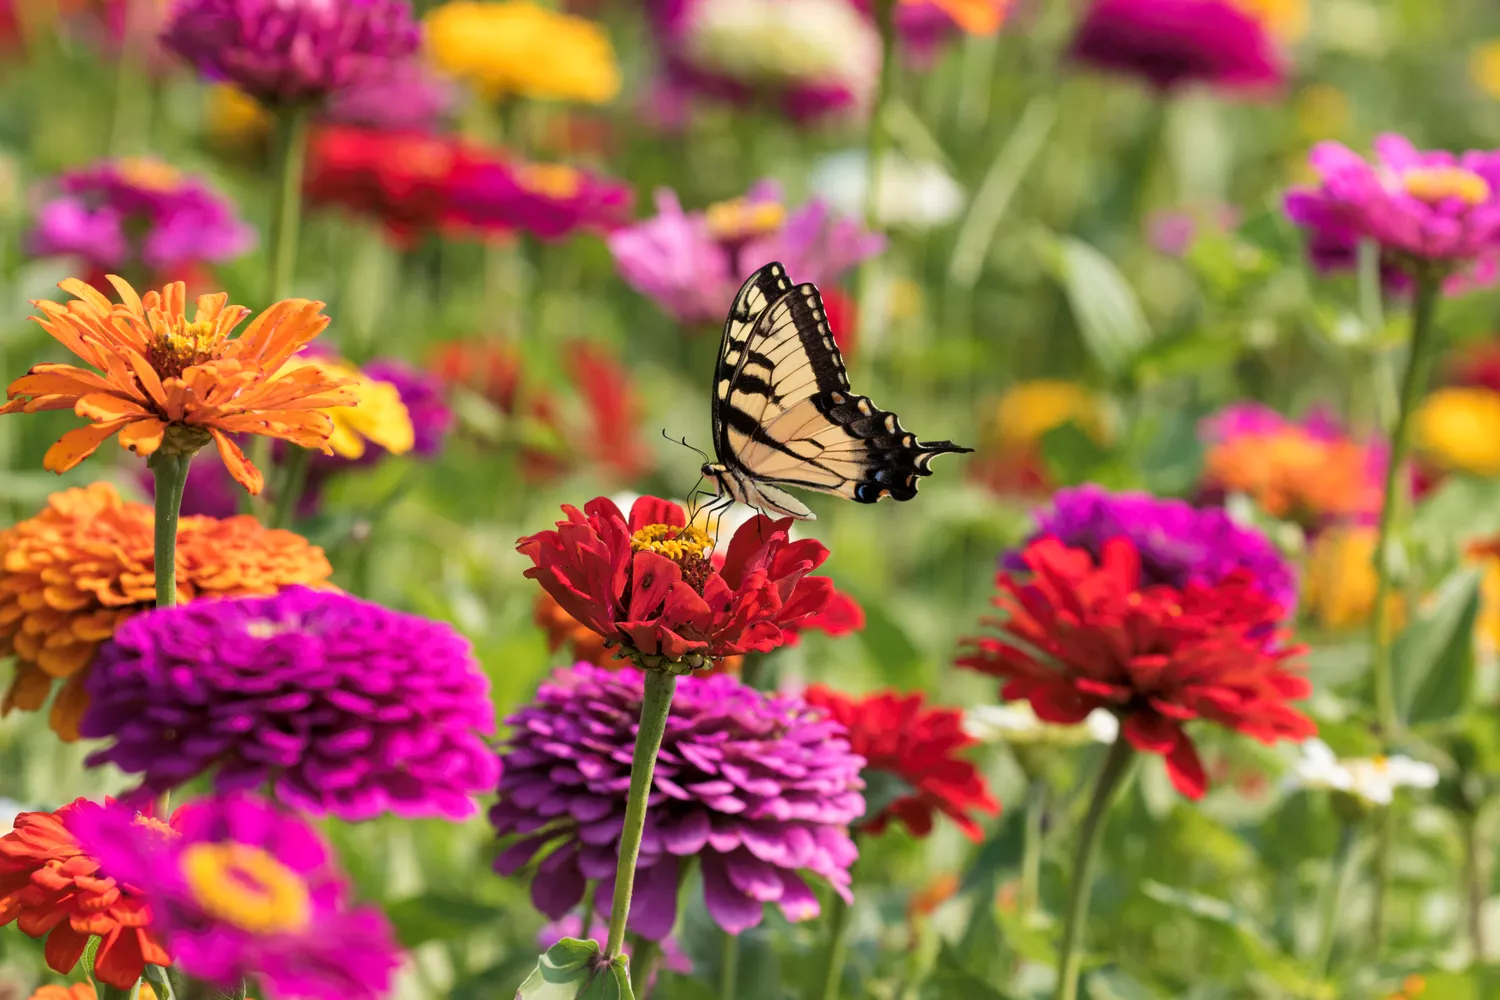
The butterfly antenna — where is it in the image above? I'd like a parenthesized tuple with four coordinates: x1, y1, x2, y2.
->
(661, 428, 710, 463)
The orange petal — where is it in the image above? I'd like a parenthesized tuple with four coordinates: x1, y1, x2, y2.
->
(75, 393, 151, 422)
(7, 366, 117, 399)
(104, 274, 144, 315)
(211, 427, 263, 495)
(117, 418, 167, 457)
(3, 661, 52, 713)
(48, 673, 90, 743)
(42, 419, 131, 473)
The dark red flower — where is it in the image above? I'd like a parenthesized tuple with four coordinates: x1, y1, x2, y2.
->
(428, 338, 569, 481)
(783, 588, 864, 643)
(566, 341, 652, 482)
(803, 687, 999, 840)
(518, 496, 839, 667)
(820, 286, 858, 360)
(957, 536, 1315, 799)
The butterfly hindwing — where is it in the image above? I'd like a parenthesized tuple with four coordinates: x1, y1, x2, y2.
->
(715, 279, 971, 511)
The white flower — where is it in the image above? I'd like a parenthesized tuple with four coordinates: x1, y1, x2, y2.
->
(964, 702, 1119, 747)
(682, 0, 879, 103)
(808, 150, 966, 230)
(1285, 739, 1439, 806)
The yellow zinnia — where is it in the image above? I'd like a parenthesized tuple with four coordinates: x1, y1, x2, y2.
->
(425, 1, 620, 104)
(991, 380, 1107, 450)
(281, 357, 414, 459)
(207, 85, 271, 147)
(1414, 386, 1500, 476)
(1304, 525, 1404, 633)
(1473, 42, 1500, 100)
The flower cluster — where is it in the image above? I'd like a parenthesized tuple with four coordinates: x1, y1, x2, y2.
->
(0, 483, 332, 738)
(29, 158, 254, 281)
(426, 0, 620, 103)
(608, 180, 884, 327)
(491, 663, 865, 935)
(82, 587, 499, 821)
(76, 794, 401, 1000)
(518, 496, 845, 667)
(802, 687, 999, 840)
(2, 277, 354, 493)
(961, 536, 1316, 798)
(1198, 402, 1387, 527)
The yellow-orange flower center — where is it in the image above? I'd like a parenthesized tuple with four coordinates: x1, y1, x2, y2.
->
(147, 317, 226, 381)
(515, 163, 582, 200)
(1401, 166, 1491, 206)
(181, 842, 312, 935)
(631, 523, 712, 562)
(705, 198, 786, 243)
(116, 157, 184, 192)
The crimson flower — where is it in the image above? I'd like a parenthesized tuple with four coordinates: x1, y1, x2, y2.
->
(803, 686, 999, 840)
(518, 496, 839, 668)
(958, 537, 1315, 799)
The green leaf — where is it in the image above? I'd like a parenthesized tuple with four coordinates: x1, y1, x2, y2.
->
(1045, 234, 1152, 377)
(1040, 421, 1111, 487)
(386, 893, 501, 948)
(856, 600, 923, 686)
(1392, 567, 1482, 727)
(927, 943, 1016, 1000)
(858, 770, 916, 824)
(515, 938, 635, 1000)
(141, 966, 173, 1000)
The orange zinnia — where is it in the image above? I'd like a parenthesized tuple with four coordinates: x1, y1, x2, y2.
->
(31, 985, 162, 1000)
(0, 800, 171, 989)
(0, 483, 334, 739)
(1, 276, 356, 494)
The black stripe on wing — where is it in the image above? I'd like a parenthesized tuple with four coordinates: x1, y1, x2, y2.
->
(713, 262, 793, 457)
(758, 283, 850, 397)
(812, 391, 973, 503)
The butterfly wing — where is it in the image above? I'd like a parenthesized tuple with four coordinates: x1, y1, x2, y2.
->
(721, 282, 972, 505)
(712, 262, 793, 462)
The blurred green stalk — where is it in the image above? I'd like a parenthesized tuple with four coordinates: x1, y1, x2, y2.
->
(813, 891, 852, 1000)
(1054, 738, 1136, 1000)
(97, 982, 140, 1000)
(1312, 819, 1357, 977)
(719, 930, 739, 1000)
(631, 937, 662, 996)
(270, 448, 311, 530)
(149, 452, 191, 608)
(855, 0, 897, 352)
(1019, 779, 1048, 920)
(604, 670, 679, 962)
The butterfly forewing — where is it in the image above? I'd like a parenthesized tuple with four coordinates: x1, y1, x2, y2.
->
(712, 262, 793, 459)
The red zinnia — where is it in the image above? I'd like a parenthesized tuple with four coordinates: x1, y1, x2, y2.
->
(958, 536, 1315, 799)
(565, 341, 652, 483)
(0, 799, 170, 988)
(804, 687, 999, 840)
(518, 496, 839, 667)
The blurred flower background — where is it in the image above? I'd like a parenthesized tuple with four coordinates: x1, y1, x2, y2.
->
(0, 0, 1499, 998)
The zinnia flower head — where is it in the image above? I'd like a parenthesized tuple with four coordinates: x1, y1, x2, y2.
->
(1303, 525, 1399, 631)
(324, 56, 460, 130)
(963, 701, 1120, 747)
(1284, 739, 1438, 806)
(425, 0, 620, 103)
(1068, 0, 1285, 93)
(802, 687, 998, 840)
(1414, 386, 1500, 476)
(1199, 403, 1386, 527)
(2, 277, 356, 493)
(161, 0, 421, 106)
(29, 158, 254, 277)
(609, 180, 885, 327)
(75, 794, 400, 1000)
(0, 799, 170, 989)
(491, 663, 864, 936)
(1011, 484, 1298, 620)
(959, 536, 1316, 798)
(518, 496, 845, 668)
(359, 358, 453, 458)
(277, 355, 413, 460)
(0, 483, 333, 739)
(1285, 134, 1500, 280)
(81, 587, 499, 821)
(462, 159, 633, 241)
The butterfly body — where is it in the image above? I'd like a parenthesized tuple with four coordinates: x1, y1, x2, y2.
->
(703, 261, 972, 521)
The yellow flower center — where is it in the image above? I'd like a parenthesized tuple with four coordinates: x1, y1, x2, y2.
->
(149, 318, 225, 380)
(515, 163, 582, 201)
(1401, 166, 1491, 206)
(116, 157, 184, 192)
(1371, 755, 1389, 771)
(631, 523, 712, 562)
(705, 198, 786, 243)
(181, 842, 312, 936)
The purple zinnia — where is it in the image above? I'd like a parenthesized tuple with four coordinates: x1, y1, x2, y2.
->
(324, 57, 459, 131)
(1008, 484, 1298, 621)
(29, 157, 255, 275)
(608, 179, 885, 327)
(1285, 134, 1500, 288)
(80, 587, 499, 821)
(161, 0, 422, 107)
(75, 794, 401, 1000)
(491, 664, 865, 937)
(1068, 0, 1283, 94)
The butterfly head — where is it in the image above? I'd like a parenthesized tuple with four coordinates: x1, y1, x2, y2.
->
(700, 462, 728, 494)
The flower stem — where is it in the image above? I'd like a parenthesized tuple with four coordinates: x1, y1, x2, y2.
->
(1019, 779, 1048, 921)
(814, 889, 853, 1000)
(719, 930, 740, 1000)
(1313, 819, 1358, 977)
(604, 669, 679, 961)
(266, 105, 311, 305)
(1370, 805, 1395, 953)
(1369, 271, 1442, 739)
(270, 446, 312, 529)
(1054, 738, 1137, 1000)
(150, 452, 191, 608)
(96, 982, 140, 1000)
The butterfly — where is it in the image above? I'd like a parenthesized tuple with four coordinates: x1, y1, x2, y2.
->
(699, 261, 972, 521)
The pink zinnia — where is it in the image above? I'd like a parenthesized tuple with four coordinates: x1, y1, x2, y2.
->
(1069, 0, 1283, 93)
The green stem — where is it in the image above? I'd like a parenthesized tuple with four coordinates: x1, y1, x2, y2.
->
(1313, 820, 1358, 976)
(604, 669, 679, 960)
(630, 937, 662, 997)
(1019, 779, 1048, 921)
(1368, 271, 1442, 739)
(1370, 806, 1395, 954)
(1466, 811, 1489, 962)
(814, 889, 853, 1000)
(96, 982, 141, 1000)
(266, 105, 311, 305)
(150, 453, 191, 608)
(1054, 738, 1137, 1000)
(270, 446, 312, 529)
(719, 930, 740, 1000)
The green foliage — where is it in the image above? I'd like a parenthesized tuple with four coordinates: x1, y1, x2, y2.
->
(515, 939, 635, 1000)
